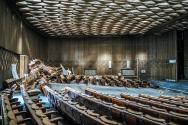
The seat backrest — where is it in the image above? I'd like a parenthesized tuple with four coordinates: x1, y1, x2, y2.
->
(9, 119, 17, 125)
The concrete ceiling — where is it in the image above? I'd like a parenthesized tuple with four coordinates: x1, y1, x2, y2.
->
(15, 0, 188, 37)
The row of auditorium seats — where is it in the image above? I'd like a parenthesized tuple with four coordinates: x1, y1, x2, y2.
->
(59, 74, 151, 88)
(121, 93, 188, 115)
(160, 95, 188, 104)
(101, 76, 151, 87)
(26, 60, 151, 88)
(3, 78, 23, 91)
(21, 86, 63, 125)
(1, 84, 64, 125)
(24, 76, 41, 91)
(42, 85, 123, 125)
(1, 89, 35, 125)
(67, 87, 173, 125)
(85, 88, 188, 125)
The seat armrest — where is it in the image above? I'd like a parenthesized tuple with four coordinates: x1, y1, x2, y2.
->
(44, 111, 58, 118)
(10, 98, 18, 103)
(50, 117, 63, 124)
(15, 111, 28, 116)
(12, 105, 23, 110)
(11, 101, 20, 105)
(17, 118, 33, 124)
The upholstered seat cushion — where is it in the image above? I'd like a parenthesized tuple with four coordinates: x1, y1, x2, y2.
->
(8, 111, 16, 120)
(31, 104, 39, 110)
(113, 104, 125, 109)
(86, 110, 100, 117)
(169, 111, 188, 117)
(139, 97, 149, 101)
(127, 108, 143, 115)
(75, 104, 87, 110)
(139, 94, 148, 98)
(36, 110, 46, 117)
(145, 114, 166, 123)
(42, 117, 55, 125)
(16, 115, 24, 122)
(5, 99, 10, 105)
(151, 106, 167, 112)
(63, 95, 69, 101)
(24, 96, 30, 100)
(179, 106, 188, 110)
(27, 100, 33, 105)
(162, 103, 177, 107)
(6, 105, 12, 111)
(31, 96, 40, 101)
(9, 120, 17, 125)
(13, 109, 19, 114)
(114, 97, 124, 100)
(160, 95, 170, 99)
(102, 101, 112, 105)
(12, 105, 17, 108)
(100, 115, 118, 125)
(67, 100, 77, 105)
(28, 89, 41, 96)
(137, 102, 150, 107)
(170, 97, 181, 101)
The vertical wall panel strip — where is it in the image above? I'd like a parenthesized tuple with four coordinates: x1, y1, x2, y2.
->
(0, 47, 19, 89)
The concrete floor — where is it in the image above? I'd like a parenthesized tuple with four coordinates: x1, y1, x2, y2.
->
(51, 82, 188, 97)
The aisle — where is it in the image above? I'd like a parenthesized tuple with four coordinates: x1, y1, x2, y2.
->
(151, 80, 188, 94)
(51, 83, 188, 97)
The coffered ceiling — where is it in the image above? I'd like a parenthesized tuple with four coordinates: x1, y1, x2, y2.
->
(14, 0, 188, 36)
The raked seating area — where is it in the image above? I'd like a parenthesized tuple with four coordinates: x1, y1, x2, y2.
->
(42, 85, 188, 125)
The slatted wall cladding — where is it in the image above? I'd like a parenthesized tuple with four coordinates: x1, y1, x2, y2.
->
(184, 30, 188, 79)
(0, 47, 19, 89)
(46, 31, 177, 80)
(0, 0, 46, 60)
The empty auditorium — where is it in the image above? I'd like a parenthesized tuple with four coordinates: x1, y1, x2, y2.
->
(1, 0, 188, 125)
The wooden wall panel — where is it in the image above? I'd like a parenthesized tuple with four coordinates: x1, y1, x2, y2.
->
(0, 0, 46, 84)
(46, 31, 177, 80)
(0, 47, 19, 89)
(184, 30, 188, 79)
(0, 0, 46, 60)
(146, 31, 177, 80)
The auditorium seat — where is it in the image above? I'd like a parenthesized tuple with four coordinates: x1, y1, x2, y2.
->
(99, 78, 106, 86)
(151, 106, 167, 112)
(121, 93, 188, 124)
(72, 107, 82, 124)
(2, 95, 34, 125)
(138, 94, 188, 114)
(112, 98, 125, 107)
(83, 76, 89, 84)
(81, 113, 98, 125)
(64, 103, 75, 121)
(75, 75, 82, 83)
(100, 115, 120, 125)
(41, 84, 188, 125)
(85, 89, 188, 125)
(86, 109, 100, 118)
(144, 114, 166, 124)
(169, 111, 188, 117)
(125, 114, 139, 125)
